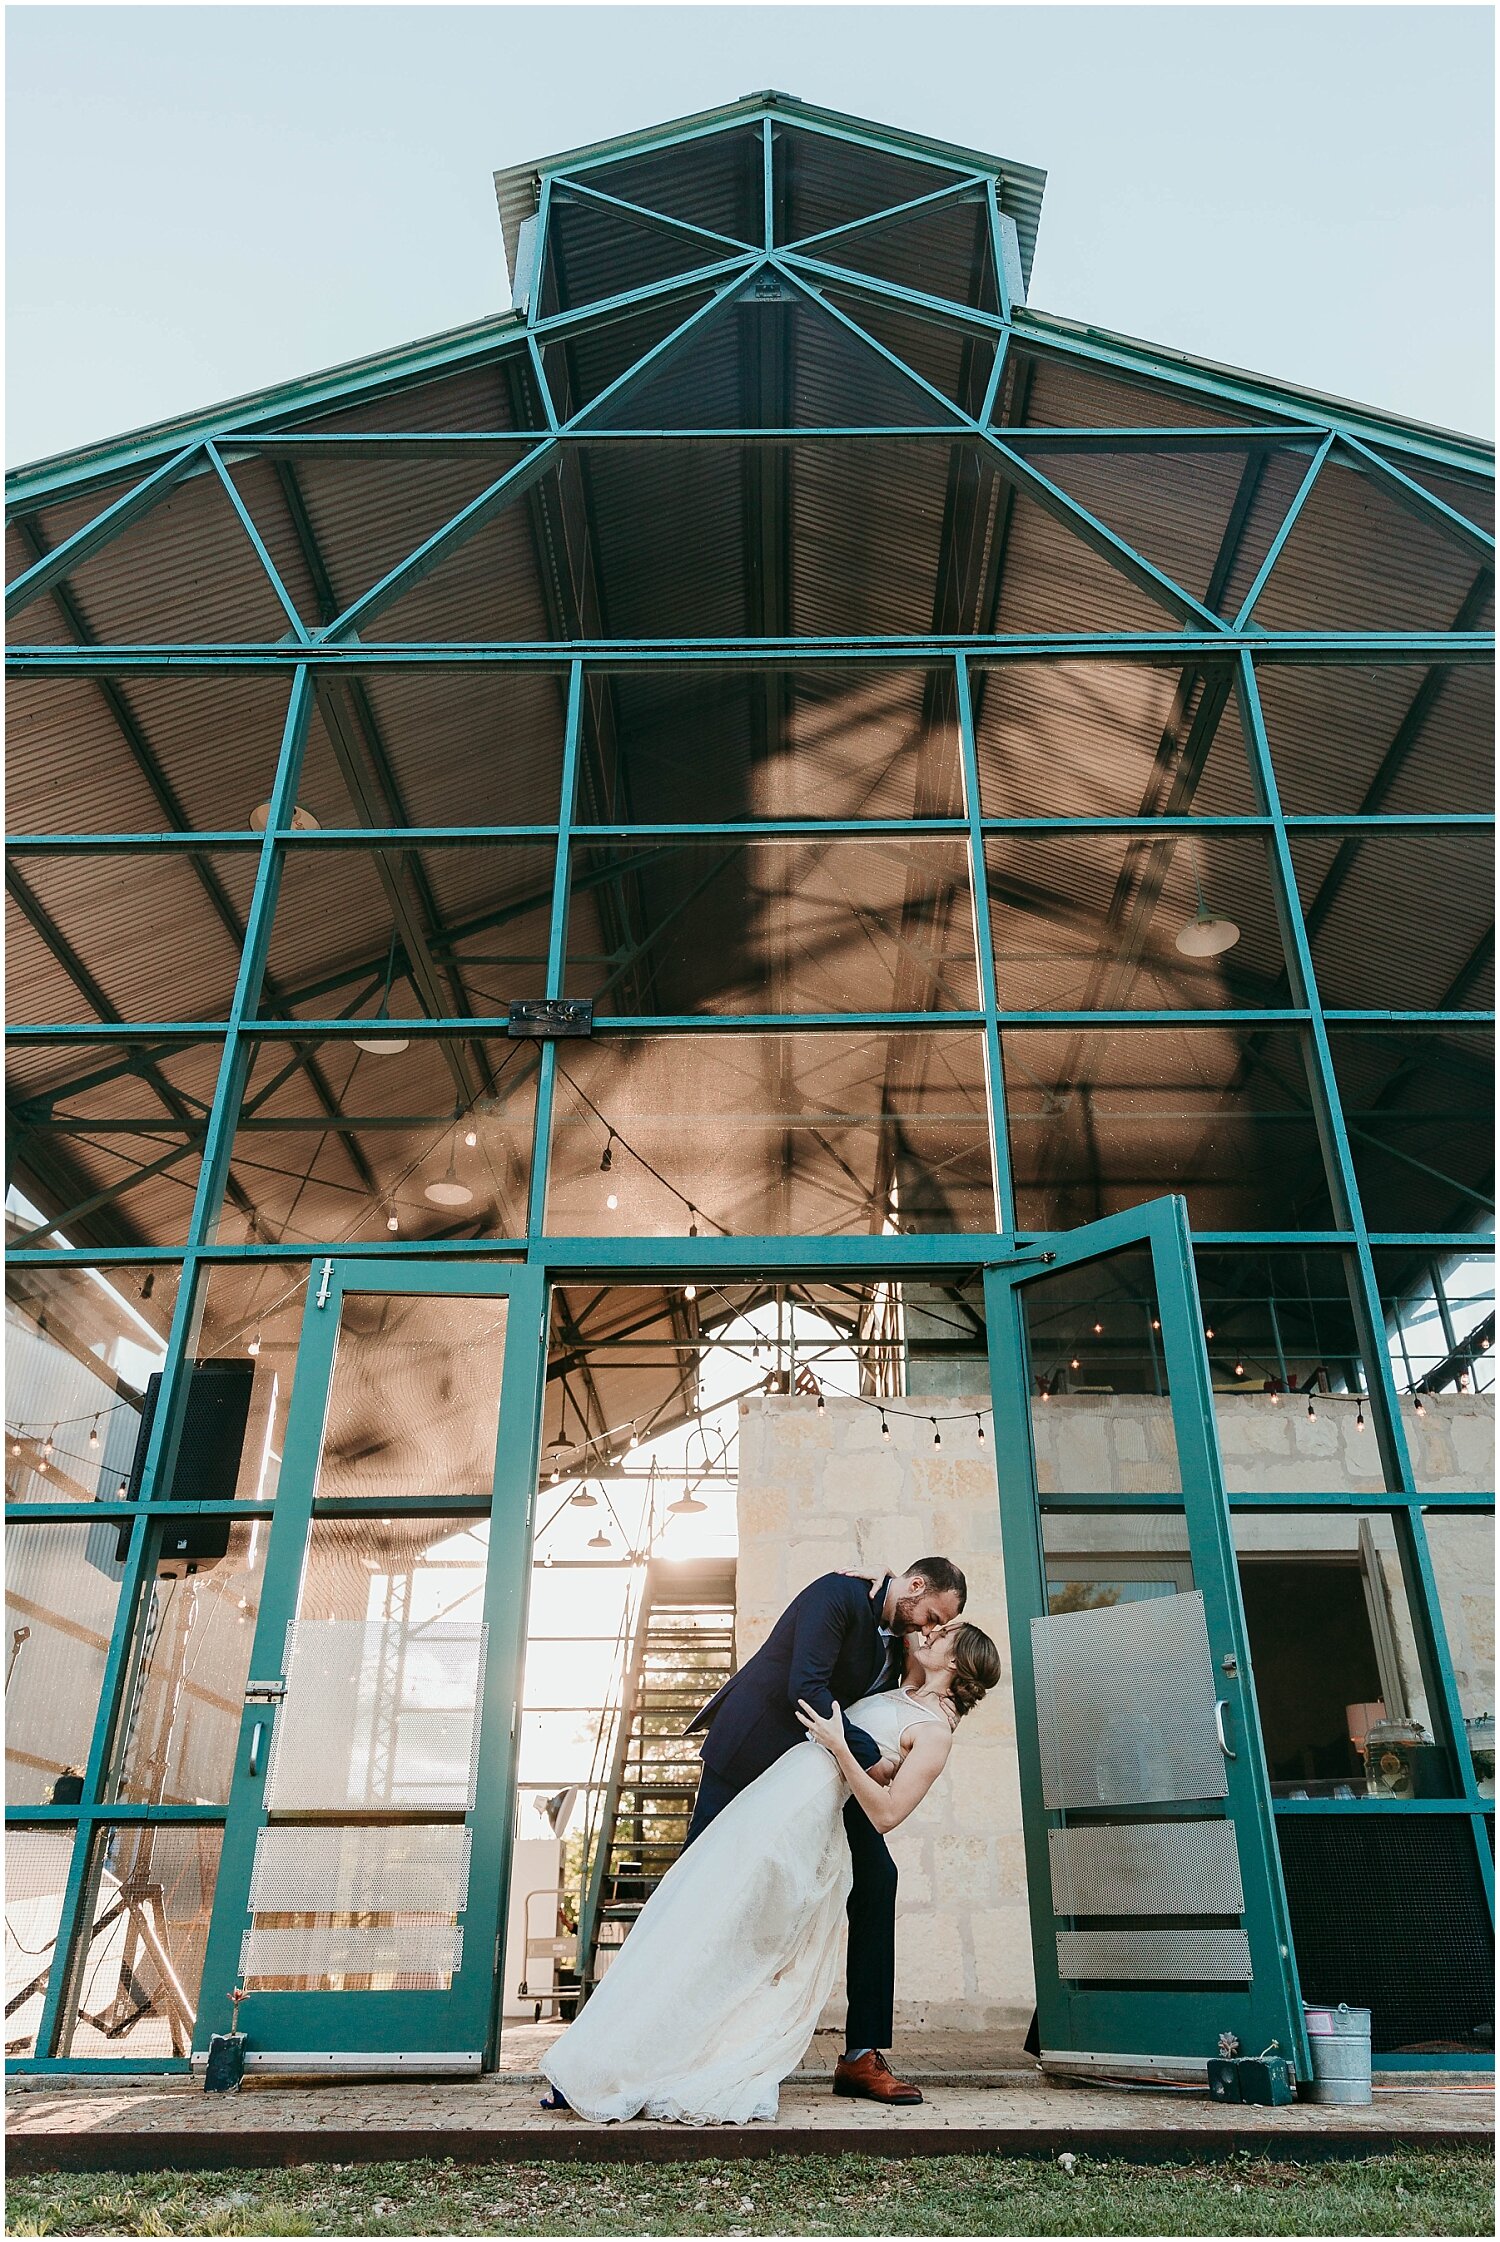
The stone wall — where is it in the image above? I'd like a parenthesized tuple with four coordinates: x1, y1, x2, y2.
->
(735, 1389, 1493, 2034)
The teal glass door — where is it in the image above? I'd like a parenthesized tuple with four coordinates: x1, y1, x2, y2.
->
(195, 1259, 546, 2074)
(985, 1199, 1309, 2082)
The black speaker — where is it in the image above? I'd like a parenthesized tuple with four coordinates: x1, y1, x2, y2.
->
(109, 1360, 255, 1564)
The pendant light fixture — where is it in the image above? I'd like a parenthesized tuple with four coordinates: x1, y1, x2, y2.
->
(250, 801, 320, 834)
(1174, 842, 1241, 958)
(425, 1118, 474, 1208)
(668, 1488, 707, 1515)
(354, 928, 411, 1056)
(570, 1486, 598, 1508)
(587, 1527, 612, 1551)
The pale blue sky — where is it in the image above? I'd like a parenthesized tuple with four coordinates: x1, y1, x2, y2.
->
(6, 4, 1494, 467)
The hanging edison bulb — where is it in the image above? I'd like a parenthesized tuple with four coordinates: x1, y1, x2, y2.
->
(88, 1420, 100, 1450)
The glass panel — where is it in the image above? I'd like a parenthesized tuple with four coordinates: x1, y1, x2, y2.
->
(263, 841, 556, 1024)
(57, 1825, 221, 2057)
(111, 1520, 268, 1806)
(7, 852, 254, 1026)
(986, 829, 1284, 1010)
(1193, 1247, 1388, 1495)
(181, 1262, 312, 1502)
(815, 189, 1000, 318)
(1373, 1248, 1494, 1494)
(6, 1039, 220, 1248)
(580, 127, 764, 246)
(6, 1523, 126, 1804)
(317, 1296, 508, 1503)
(1232, 1512, 1448, 1797)
(776, 123, 968, 247)
(539, 188, 728, 322)
(1032, 1589, 1224, 1807)
(1247, 451, 1485, 635)
(272, 1516, 491, 1807)
(1326, 1025, 1492, 1235)
(1014, 441, 1321, 621)
(4, 1827, 73, 2056)
(1024, 1249, 1181, 1495)
(973, 661, 1257, 819)
(1004, 1026, 1335, 1233)
(567, 838, 977, 1015)
(1290, 827, 1493, 1013)
(577, 664, 963, 825)
(1424, 1513, 1495, 1796)
(221, 1035, 536, 1245)
(1042, 1511, 1194, 1610)
(1253, 661, 1493, 815)
(5, 672, 295, 837)
(546, 1030, 995, 1236)
(5, 1259, 178, 1502)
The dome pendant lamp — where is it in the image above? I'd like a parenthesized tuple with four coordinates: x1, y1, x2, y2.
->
(1174, 844, 1241, 959)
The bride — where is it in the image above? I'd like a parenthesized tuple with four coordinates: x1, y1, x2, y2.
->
(540, 1617, 1002, 2124)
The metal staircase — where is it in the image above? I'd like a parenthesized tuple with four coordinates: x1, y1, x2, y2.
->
(578, 1556, 736, 1993)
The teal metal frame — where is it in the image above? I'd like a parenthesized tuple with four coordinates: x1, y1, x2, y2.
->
(985, 1195, 1309, 2078)
(192, 1256, 547, 2070)
(6, 90, 1493, 2076)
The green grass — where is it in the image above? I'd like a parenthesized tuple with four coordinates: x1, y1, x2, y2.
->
(5, 2150, 1494, 2239)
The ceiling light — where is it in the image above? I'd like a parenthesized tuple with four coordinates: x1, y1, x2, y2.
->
(425, 1134, 474, 1208)
(1175, 906, 1241, 958)
(1175, 845, 1240, 957)
(570, 1488, 598, 1508)
(587, 1529, 611, 1551)
(249, 802, 320, 833)
(354, 926, 410, 1055)
(668, 1492, 706, 1515)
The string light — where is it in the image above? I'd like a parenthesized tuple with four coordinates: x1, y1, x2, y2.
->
(684, 1284, 697, 1302)
(1306, 1395, 1317, 1421)
(88, 1419, 100, 1451)
(42, 1435, 54, 1461)
(687, 1207, 700, 1239)
(1355, 1400, 1366, 1432)
(880, 1412, 890, 1441)
(247, 1332, 262, 1358)
(1092, 1321, 1104, 1336)
(816, 1390, 826, 1416)
(606, 1192, 619, 1212)
(116, 1480, 128, 1498)
(976, 1416, 986, 1445)
(599, 1136, 614, 1174)
(1413, 1392, 1427, 1418)
(931, 1420, 942, 1448)
(386, 1205, 400, 1233)
(1234, 1361, 1245, 1379)
(1151, 1318, 1160, 1332)
(1070, 1356, 1080, 1371)
(464, 1126, 478, 1149)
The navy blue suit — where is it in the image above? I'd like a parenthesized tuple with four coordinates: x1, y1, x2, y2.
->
(684, 1572, 899, 2052)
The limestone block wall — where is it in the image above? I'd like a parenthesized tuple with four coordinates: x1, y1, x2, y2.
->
(735, 1388, 1493, 2033)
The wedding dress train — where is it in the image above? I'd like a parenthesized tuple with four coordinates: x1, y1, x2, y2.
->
(540, 1690, 946, 2124)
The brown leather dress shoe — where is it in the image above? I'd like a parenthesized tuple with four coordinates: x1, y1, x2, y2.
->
(832, 2049, 923, 2104)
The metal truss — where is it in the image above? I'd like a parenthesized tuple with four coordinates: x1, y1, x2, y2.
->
(4, 90, 1494, 2074)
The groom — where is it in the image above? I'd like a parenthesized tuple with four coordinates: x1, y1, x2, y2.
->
(684, 1556, 967, 2105)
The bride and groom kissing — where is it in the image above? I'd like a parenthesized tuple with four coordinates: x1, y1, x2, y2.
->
(542, 1557, 1001, 2125)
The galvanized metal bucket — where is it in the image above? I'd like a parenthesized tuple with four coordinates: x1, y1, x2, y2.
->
(1303, 2003, 1372, 2104)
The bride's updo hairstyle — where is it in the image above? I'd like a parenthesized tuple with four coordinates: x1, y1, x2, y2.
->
(945, 1624, 1003, 1721)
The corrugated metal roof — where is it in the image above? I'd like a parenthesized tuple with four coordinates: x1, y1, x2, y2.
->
(494, 90, 1047, 294)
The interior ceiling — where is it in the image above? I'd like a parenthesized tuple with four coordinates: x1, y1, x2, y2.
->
(6, 114, 1493, 1446)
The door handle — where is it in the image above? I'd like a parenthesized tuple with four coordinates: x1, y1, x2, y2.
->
(1214, 1698, 1237, 1759)
(248, 1720, 266, 1777)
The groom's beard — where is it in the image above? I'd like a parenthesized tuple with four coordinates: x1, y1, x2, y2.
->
(888, 1592, 930, 1638)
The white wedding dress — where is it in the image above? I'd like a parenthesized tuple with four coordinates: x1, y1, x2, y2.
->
(540, 1690, 948, 2124)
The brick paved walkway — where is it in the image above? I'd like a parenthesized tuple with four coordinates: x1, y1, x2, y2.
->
(8, 2056, 1492, 2173)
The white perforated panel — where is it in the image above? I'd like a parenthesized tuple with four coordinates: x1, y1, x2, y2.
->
(1048, 1819, 1244, 1916)
(264, 1620, 487, 1810)
(248, 1824, 471, 1914)
(1056, 1927, 1251, 1981)
(239, 1922, 464, 1985)
(1032, 1590, 1226, 1811)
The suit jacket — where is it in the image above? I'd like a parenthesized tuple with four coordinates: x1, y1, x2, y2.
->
(687, 1571, 892, 1790)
